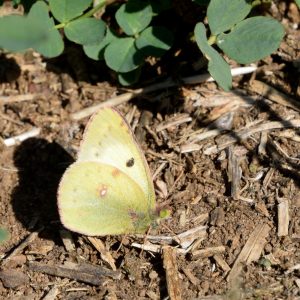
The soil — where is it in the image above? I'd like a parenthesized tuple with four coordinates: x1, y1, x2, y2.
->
(0, 1, 300, 300)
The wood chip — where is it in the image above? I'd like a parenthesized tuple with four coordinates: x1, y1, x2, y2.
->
(59, 230, 75, 252)
(1, 228, 42, 266)
(277, 199, 289, 237)
(163, 246, 182, 300)
(227, 223, 271, 283)
(42, 286, 59, 300)
(87, 237, 116, 271)
(213, 254, 231, 273)
(204, 120, 300, 155)
(156, 114, 192, 132)
(28, 261, 120, 285)
(191, 246, 226, 259)
(3, 127, 41, 147)
(0, 93, 41, 104)
(227, 147, 242, 200)
(181, 267, 199, 285)
(249, 80, 300, 112)
(0, 269, 29, 289)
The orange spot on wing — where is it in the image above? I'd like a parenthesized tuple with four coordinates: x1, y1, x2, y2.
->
(112, 168, 121, 177)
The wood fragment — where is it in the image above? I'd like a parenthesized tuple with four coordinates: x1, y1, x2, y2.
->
(28, 261, 120, 285)
(258, 131, 268, 155)
(180, 143, 202, 153)
(0, 269, 29, 288)
(181, 267, 199, 285)
(59, 230, 75, 252)
(227, 223, 271, 283)
(285, 263, 300, 275)
(156, 114, 192, 132)
(134, 225, 207, 250)
(163, 246, 182, 300)
(1, 228, 42, 266)
(204, 120, 300, 155)
(0, 93, 40, 104)
(277, 199, 289, 237)
(3, 127, 41, 147)
(227, 147, 242, 200)
(176, 225, 207, 249)
(42, 286, 59, 300)
(131, 242, 162, 253)
(249, 80, 300, 112)
(87, 237, 116, 271)
(213, 255, 231, 273)
(191, 246, 226, 259)
(72, 262, 121, 279)
(71, 66, 257, 120)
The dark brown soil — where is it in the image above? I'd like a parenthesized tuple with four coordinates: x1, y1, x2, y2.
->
(0, 1, 300, 299)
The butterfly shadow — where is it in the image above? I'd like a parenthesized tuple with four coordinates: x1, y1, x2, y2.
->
(11, 138, 74, 239)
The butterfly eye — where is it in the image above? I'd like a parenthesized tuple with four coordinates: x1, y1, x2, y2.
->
(126, 158, 135, 167)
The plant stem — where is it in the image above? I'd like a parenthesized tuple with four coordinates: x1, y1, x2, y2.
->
(207, 35, 216, 45)
(78, 0, 116, 20)
(54, 0, 117, 29)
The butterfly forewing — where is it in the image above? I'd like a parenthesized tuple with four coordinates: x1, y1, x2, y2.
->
(77, 108, 155, 209)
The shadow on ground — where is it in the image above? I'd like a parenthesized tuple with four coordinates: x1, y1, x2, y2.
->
(11, 138, 74, 232)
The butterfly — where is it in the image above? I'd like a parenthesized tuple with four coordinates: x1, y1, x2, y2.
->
(58, 107, 167, 235)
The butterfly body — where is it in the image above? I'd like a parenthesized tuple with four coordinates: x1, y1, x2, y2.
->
(58, 108, 160, 236)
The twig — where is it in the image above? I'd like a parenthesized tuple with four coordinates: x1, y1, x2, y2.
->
(87, 237, 116, 271)
(71, 66, 257, 120)
(3, 127, 41, 147)
(191, 246, 226, 259)
(227, 223, 270, 283)
(42, 286, 59, 300)
(204, 120, 300, 155)
(249, 80, 300, 112)
(0, 93, 40, 104)
(28, 262, 102, 285)
(1, 227, 43, 266)
(227, 147, 242, 200)
(163, 246, 182, 300)
(156, 114, 192, 132)
(276, 190, 290, 237)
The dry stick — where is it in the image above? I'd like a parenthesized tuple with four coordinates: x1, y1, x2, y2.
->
(3, 127, 41, 147)
(163, 246, 182, 300)
(227, 223, 270, 284)
(249, 80, 300, 112)
(87, 237, 117, 271)
(204, 119, 300, 155)
(191, 246, 226, 259)
(277, 199, 289, 237)
(28, 262, 102, 286)
(71, 66, 257, 120)
(42, 286, 59, 300)
(1, 228, 43, 266)
(156, 115, 192, 132)
(0, 93, 40, 104)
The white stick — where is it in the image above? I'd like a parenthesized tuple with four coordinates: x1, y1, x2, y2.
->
(72, 66, 258, 120)
(3, 127, 41, 147)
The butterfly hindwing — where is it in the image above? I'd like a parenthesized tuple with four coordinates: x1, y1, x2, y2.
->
(58, 162, 154, 235)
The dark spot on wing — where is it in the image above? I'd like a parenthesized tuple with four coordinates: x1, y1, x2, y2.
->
(126, 158, 134, 167)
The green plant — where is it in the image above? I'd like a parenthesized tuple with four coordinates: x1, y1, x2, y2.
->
(0, 0, 285, 90)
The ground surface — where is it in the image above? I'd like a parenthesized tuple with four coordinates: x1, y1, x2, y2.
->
(0, 1, 300, 300)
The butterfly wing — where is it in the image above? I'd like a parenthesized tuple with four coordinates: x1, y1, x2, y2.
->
(77, 108, 155, 209)
(58, 162, 154, 235)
